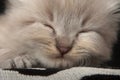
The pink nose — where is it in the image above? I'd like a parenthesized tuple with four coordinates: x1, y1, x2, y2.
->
(57, 46, 71, 55)
(56, 39, 72, 55)
(56, 36, 73, 56)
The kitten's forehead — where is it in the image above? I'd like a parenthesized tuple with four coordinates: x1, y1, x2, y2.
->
(9, 0, 119, 15)
(35, 0, 120, 24)
(8, 0, 120, 22)
(42, 0, 120, 31)
(7, 0, 120, 36)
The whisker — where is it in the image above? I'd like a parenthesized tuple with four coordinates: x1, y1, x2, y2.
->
(77, 54, 93, 66)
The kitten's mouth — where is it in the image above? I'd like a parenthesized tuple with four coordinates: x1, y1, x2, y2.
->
(51, 54, 65, 59)
(50, 53, 73, 62)
(54, 55, 66, 59)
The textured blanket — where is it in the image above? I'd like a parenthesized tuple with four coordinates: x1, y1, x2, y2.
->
(0, 67, 120, 80)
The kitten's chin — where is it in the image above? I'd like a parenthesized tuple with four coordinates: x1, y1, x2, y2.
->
(38, 54, 82, 69)
(37, 53, 102, 69)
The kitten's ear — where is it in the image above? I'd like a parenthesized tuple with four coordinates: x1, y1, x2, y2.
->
(7, 0, 23, 7)
(0, 0, 23, 14)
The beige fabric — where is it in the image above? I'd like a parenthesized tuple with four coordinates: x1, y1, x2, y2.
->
(0, 67, 120, 80)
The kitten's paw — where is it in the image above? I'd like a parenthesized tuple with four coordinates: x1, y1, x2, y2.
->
(12, 55, 38, 68)
(0, 55, 38, 69)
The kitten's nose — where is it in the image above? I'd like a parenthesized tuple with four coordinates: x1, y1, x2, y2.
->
(56, 37, 72, 55)
(57, 45, 71, 55)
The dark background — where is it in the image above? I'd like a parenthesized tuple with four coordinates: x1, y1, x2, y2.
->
(107, 30, 120, 68)
(0, 0, 120, 68)
(0, 0, 6, 14)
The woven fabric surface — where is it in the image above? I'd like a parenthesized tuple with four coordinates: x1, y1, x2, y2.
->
(0, 67, 120, 80)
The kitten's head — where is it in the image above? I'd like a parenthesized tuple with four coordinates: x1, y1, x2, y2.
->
(0, 0, 120, 68)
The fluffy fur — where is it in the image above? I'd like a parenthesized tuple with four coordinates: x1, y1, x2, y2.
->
(0, 0, 120, 68)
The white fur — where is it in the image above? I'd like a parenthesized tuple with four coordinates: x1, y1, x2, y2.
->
(0, 0, 120, 68)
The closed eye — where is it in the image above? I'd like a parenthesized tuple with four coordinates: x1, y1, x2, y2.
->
(76, 30, 91, 37)
(44, 24, 53, 29)
(22, 20, 36, 26)
(44, 24, 55, 33)
(79, 30, 88, 33)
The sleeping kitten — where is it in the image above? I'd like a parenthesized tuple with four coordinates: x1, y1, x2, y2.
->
(0, 0, 120, 69)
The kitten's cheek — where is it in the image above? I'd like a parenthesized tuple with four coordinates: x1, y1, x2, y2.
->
(76, 32, 110, 60)
(18, 23, 54, 38)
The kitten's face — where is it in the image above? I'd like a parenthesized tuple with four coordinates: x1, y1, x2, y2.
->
(0, 0, 119, 68)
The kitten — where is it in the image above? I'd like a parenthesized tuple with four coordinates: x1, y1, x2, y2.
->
(0, 0, 120, 69)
